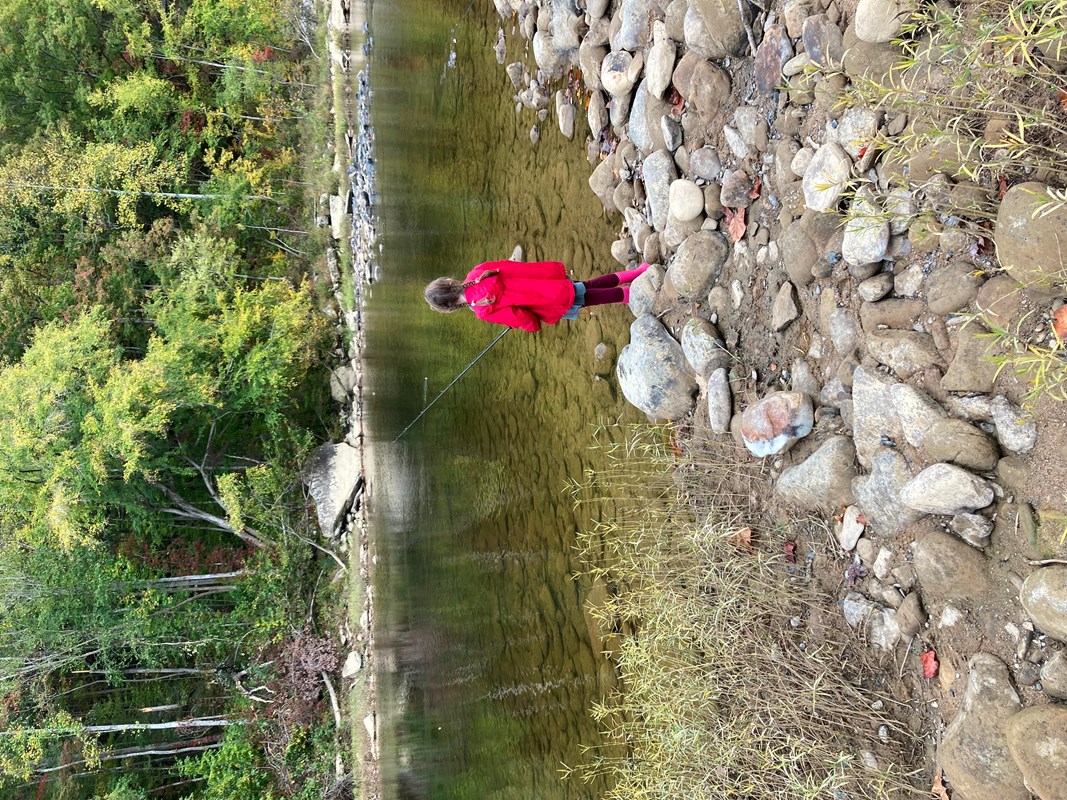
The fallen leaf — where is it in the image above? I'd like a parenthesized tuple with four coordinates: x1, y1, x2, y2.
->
(857, 144, 869, 159)
(783, 540, 797, 563)
(998, 175, 1009, 200)
(855, 513, 869, 526)
(748, 177, 761, 200)
(931, 774, 950, 800)
(921, 648, 940, 680)
(1053, 305, 1067, 340)
(1058, 88, 1067, 113)
(728, 527, 753, 551)
(725, 207, 747, 243)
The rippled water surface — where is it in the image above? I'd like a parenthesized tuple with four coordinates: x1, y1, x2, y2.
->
(363, 2, 643, 797)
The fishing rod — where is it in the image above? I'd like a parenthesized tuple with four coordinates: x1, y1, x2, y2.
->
(392, 327, 510, 442)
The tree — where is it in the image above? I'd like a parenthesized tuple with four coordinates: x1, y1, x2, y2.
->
(0, 230, 328, 551)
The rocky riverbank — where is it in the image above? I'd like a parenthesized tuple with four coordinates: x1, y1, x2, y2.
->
(491, 0, 1067, 796)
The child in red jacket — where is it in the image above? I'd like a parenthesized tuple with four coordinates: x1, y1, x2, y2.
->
(424, 260, 648, 332)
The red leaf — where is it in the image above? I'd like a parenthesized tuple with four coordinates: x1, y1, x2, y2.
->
(725, 207, 746, 243)
(783, 540, 797, 563)
(857, 144, 869, 159)
(998, 175, 1009, 200)
(931, 775, 950, 800)
(1053, 305, 1067, 340)
(748, 177, 761, 200)
(920, 649, 940, 679)
(1058, 89, 1067, 112)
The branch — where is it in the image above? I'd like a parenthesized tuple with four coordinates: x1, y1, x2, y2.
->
(156, 484, 267, 548)
(322, 672, 342, 729)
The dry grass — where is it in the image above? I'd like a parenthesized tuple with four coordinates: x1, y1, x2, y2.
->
(568, 426, 924, 800)
(835, 0, 1067, 240)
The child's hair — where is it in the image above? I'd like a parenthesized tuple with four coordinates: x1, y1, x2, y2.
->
(424, 277, 466, 313)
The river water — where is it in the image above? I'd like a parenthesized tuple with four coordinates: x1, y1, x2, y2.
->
(361, 1, 643, 797)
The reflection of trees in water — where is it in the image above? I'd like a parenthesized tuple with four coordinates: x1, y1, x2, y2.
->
(396, 769, 429, 800)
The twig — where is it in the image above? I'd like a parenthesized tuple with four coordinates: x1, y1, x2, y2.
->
(290, 529, 349, 574)
(1028, 558, 1067, 566)
(737, 0, 758, 55)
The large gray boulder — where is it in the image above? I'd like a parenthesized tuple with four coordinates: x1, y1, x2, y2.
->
(900, 463, 994, 516)
(995, 181, 1067, 293)
(629, 81, 671, 156)
(1020, 566, 1067, 642)
(617, 314, 698, 419)
(851, 366, 904, 468)
(302, 442, 363, 537)
(1005, 706, 1067, 800)
(775, 436, 857, 510)
(643, 149, 678, 232)
(851, 447, 923, 536)
(683, 0, 750, 59)
(614, 0, 658, 51)
(939, 654, 1028, 800)
(665, 230, 729, 298)
(913, 530, 996, 607)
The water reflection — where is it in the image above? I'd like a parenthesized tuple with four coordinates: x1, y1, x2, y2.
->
(363, 1, 642, 797)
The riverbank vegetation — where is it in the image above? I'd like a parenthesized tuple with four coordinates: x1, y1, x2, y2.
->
(0, 1, 354, 797)
(572, 427, 922, 799)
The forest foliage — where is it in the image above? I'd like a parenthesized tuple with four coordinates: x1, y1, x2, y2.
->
(0, 0, 348, 797)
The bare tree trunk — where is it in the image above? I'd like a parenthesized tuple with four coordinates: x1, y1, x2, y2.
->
(0, 716, 241, 737)
(35, 734, 225, 775)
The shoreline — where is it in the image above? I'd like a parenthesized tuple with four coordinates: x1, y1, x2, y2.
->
(322, 0, 380, 795)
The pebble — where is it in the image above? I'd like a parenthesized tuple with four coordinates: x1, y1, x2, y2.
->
(857, 272, 894, 302)
(771, 281, 799, 331)
(990, 396, 1038, 455)
(802, 143, 852, 212)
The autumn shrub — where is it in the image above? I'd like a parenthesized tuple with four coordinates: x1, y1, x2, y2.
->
(570, 426, 922, 800)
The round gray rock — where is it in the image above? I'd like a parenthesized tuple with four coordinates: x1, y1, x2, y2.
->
(1020, 566, 1067, 643)
(666, 230, 730, 298)
(680, 317, 730, 376)
(628, 265, 665, 315)
(900, 463, 994, 516)
(990, 396, 1038, 455)
(1040, 650, 1067, 699)
(995, 181, 1067, 293)
(1005, 705, 1067, 800)
(924, 418, 1000, 472)
(669, 179, 706, 222)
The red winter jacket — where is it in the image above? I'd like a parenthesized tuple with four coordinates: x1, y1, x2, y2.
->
(463, 260, 575, 332)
